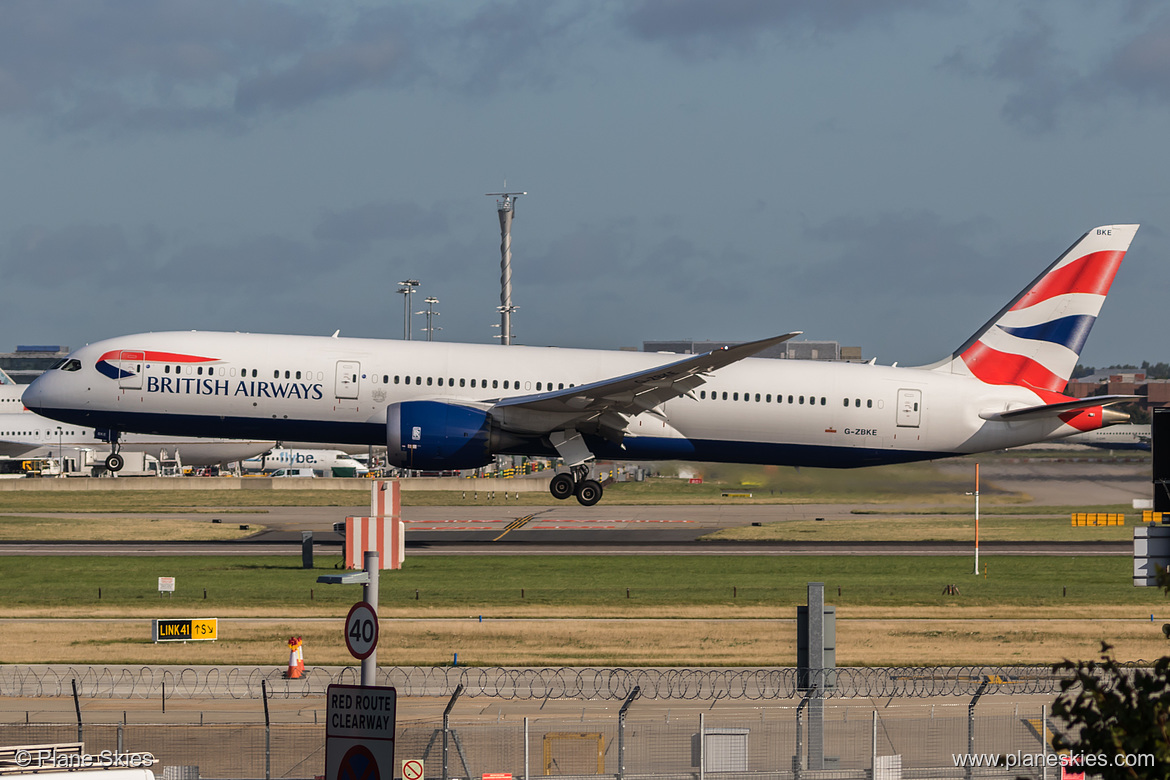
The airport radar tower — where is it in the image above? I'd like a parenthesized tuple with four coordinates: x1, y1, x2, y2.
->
(487, 190, 526, 345)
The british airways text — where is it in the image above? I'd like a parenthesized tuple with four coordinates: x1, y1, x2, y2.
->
(146, 377, 324, 400)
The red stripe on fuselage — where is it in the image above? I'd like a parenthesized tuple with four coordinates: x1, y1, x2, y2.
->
(98, 350, 218, 364)
(1009, 250, 1125, 310)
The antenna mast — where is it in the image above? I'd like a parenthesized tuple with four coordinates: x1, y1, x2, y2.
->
(486, 190, 526, 345)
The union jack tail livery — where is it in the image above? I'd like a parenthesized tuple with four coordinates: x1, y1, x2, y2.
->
(932, 224, 1139, 396)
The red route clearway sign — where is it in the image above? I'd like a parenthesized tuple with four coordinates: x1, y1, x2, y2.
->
(325, 684, 397, 780)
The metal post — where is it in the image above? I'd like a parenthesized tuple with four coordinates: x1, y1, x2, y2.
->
(618, 686, 640, 780)
(261, 678, 271, 780)
(698, 711, 705, 780)
(442, 684, 463, 780)
(807, 583, 825, 771)
(1041, 705, 1048, 780)
(362, 550, 379, 687)
(871, 709, 877, 775)
(794, 696, 805, 780)
(966, 679, 987, 780)
(71, 679, 82, 743)
(964, 464, 983, 575)
(524, 716, 529, 780)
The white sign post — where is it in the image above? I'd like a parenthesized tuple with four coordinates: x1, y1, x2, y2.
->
(325, 683, 397, 780)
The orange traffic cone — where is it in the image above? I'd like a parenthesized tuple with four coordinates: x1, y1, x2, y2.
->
(285, 636, 302, 679)
(296, 636, 305, 674)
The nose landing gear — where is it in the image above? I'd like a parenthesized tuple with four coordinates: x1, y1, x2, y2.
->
(97, 428, 124, 472)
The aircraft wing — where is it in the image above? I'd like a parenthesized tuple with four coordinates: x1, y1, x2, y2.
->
(489, 332, 801, 433)
(979, 394, 1142, 422)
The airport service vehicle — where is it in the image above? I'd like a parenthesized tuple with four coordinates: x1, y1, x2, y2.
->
(0, 456, 60, 478)
(23, 225, 1140, 505)
(241, 447, 368, 477)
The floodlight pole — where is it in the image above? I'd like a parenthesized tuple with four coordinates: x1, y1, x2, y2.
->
(397, 280, 420, 340)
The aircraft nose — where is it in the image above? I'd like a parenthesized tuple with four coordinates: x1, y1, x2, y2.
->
(22, 373, 52, 414)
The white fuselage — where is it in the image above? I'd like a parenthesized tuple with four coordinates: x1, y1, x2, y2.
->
(240, 448, 368, 475)
(21, 331, 1099, 469)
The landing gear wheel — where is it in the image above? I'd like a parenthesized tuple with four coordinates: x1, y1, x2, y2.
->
(549, 473, 575, 501)
(574, 479, 603, 507)
(105, 453, 125, 472)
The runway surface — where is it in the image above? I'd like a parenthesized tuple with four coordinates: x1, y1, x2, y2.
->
(0, 458, 1148, 556)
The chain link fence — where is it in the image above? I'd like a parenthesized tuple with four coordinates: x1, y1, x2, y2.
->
(0, 707, 1062, 780)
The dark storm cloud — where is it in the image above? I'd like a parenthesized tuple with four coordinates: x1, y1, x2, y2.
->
(4, 224, 142, 284)
(234, 7, 421, 114)
(1099, 11, 1170, 103)
(618, 0, 933, 59)
(313, 201, 451, 246)
(944, 12, 1080, 132)
(0, 0, 321, 131)
(795, 212, 999, 297)
(946, 6, 1170, 132)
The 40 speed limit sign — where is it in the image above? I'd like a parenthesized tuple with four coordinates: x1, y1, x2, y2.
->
(345, 601, 379, 660)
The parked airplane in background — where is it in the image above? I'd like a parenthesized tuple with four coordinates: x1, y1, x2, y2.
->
(0, 368, 23, 410)
(1060, 423, 1150, 451)
(0, 410, 276, 467)
(241, 447, 368, 477)
(23, 225, 1140, 505)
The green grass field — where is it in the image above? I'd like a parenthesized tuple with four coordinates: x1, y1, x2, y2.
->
(0, 554, 1159, 614)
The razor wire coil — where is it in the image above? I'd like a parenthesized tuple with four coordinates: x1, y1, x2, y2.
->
(0, 664, 1105, 701)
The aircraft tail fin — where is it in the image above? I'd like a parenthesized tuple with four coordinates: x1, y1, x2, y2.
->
(930, 224, 1139, 394)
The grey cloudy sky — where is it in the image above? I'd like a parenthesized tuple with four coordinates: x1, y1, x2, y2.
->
(1, 0, 1168, 368)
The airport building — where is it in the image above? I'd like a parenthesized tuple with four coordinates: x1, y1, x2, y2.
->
(643, 339, 863, 362)
(0, 345, 70, 384)
(1067, 370, 1170, 416)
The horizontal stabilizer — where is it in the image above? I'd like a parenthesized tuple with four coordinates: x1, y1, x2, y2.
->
(979, 394, 1141, 422)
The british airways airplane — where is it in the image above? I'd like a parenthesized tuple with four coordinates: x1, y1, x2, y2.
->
(22, 225, 1140, 505)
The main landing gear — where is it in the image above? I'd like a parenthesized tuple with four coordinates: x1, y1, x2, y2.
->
(549, 464, 603, 507)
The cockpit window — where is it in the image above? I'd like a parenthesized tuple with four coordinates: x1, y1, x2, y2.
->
(60, 359, 82, 372)
(49, 359, 68, 370)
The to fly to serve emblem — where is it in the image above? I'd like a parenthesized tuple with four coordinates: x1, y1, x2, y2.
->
(345, 601, 378, 659)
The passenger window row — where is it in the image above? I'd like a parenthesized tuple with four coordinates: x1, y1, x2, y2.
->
(159, 365, 322, 381)
(698, 390, 835, 406)
(373, 375, 574, 392)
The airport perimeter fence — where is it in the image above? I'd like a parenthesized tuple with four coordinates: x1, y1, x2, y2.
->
(0, 664, 1094, 701)
(2, 706, 1063, 780)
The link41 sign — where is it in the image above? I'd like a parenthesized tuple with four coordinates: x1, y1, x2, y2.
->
(325, 684, 396, 780)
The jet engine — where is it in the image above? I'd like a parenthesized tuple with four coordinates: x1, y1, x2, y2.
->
(385, 400, 500, 470)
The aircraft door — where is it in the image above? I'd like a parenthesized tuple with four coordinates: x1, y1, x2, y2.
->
(896, 388, 922, 427)
(118, 351, 144, 390)
(335, 361, 361, 400)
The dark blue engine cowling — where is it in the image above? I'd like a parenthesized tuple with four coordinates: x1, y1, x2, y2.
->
(385, 401, 495, 470)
